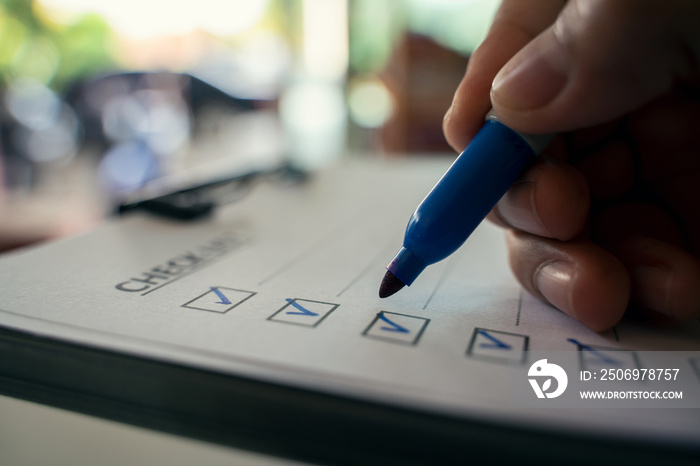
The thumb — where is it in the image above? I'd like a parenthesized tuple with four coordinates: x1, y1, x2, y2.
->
(490, 0, 700, 134)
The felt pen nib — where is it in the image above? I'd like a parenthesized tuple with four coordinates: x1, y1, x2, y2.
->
(379, 270, 406, 298)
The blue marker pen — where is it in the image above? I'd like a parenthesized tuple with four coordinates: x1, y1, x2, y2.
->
(378, 110, 554, 298)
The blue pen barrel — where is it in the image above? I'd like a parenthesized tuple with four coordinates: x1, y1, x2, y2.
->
(389, 120, 537, 286)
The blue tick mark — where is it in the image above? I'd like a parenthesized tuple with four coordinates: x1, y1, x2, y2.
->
(285, 299, 319, 316)
(210, 287, 232, 305)
(568, 338, 619, 365)
(477, 330, 511, 350)
(377, 313, 410, 333)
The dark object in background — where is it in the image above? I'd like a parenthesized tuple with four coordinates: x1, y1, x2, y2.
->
(0, 72, 263, 193)
(64, 72, 260, 152)
(116, 162, 308, 221)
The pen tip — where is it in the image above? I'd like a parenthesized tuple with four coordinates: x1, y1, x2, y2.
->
(379, 270, 406, 298)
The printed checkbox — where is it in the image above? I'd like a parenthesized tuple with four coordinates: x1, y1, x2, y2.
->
(467, 328, 529, 364)
(268, 298, 338, 327)
(362, 311, 429, 346)
(181, 287, 256, 313)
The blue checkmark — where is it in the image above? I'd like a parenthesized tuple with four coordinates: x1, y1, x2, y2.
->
(285, 299, 319, 316)
(477, 330, 511, 350)
(568, 338, 620, 365)
(378, 312, 410, 333)
(210, 287, 232, 305)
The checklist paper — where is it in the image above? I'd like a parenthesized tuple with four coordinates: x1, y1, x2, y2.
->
(0, 158, 699, 460)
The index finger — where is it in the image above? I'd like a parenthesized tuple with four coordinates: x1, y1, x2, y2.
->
(443, 0, 565, 152)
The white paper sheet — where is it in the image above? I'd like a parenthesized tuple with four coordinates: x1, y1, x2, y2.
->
(1, 158, 699, 448)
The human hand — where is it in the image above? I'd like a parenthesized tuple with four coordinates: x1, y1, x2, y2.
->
(443, 0, 700, 331)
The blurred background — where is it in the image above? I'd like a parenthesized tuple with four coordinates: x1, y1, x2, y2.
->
(0, 0, 499, 250)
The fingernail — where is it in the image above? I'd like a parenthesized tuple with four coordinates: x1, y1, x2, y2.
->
(498, 181, 549, 236)
(536, 261, 576, 318)
(491, 38, 569, 111)
(444, 102, 454, 122)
